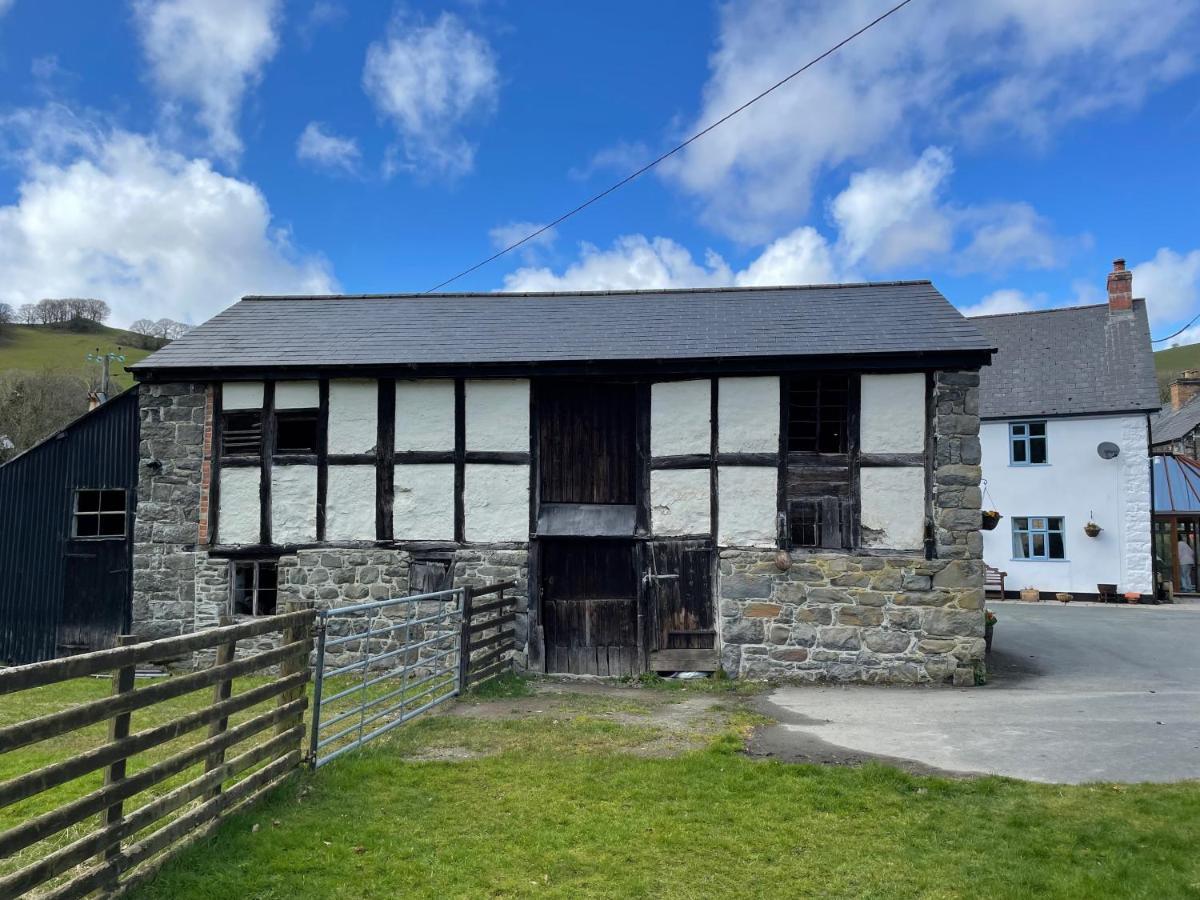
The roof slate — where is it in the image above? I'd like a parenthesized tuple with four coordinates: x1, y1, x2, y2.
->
(131, 282, 992, 372)
(1152, 394, 1200, 445)
(972, 300, 1160, 419)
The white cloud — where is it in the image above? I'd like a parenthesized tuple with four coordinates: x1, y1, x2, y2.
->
(1167, 325, 1200, 348)
(569, 140, 651, 181)
(734, 227, 838, 286)
(132, 0, 282, 163)
(488, 221, 556, 256)
(958, 289, 1041, 318)
(0, 0, 13, 17)
(363, 11, 498, 178)
(296, 122, 360, 173)
(955, 203, 1060, 274)
(0, 107, 334, 328)
(661, 0, 1199, 240)
(1134, 247, 1200, 326)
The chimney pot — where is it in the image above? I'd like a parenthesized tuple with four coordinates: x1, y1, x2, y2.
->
(1107, 257, 1133, 312)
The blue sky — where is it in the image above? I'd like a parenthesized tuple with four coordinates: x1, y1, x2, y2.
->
(0, 0, 1198, 345)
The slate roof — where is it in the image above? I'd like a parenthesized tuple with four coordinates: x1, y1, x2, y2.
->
(1152, 394, 1200, 445)
(131, 282, 992, 372)
(972, 300, 1160, 419)
(1153, 454, 1200, 514)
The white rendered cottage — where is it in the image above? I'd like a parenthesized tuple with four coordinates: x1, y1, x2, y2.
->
(973, 261, 1160, 600)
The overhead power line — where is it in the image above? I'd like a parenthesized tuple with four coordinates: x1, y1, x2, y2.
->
(1152, 309, 1200, 344)
(424, 0, 917, 293)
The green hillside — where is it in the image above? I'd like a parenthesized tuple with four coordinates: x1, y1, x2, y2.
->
(1154, 341, 1200, 401)
(0, 323, 158, 391)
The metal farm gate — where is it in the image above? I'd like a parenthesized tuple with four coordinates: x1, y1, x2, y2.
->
(308, 581, 517, 768)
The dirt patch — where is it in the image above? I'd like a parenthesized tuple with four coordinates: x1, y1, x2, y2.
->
(401, 745, 489, 762)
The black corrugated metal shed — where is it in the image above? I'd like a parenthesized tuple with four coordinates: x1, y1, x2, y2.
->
(0, 389, 138, 664)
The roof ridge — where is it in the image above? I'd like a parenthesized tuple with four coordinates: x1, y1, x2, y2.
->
(240, 280, 935, 302)
(972, 298, 1146, 321)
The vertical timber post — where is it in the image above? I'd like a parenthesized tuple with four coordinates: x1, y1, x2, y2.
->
(204, 616, 236, 800)
(308, 614, 326, 768)
(276, 602, 310, 752)
(100, 634, 137, 885)
(457, 586, 474, 693)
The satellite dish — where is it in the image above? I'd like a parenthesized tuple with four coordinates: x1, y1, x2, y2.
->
(1097, 441, 1120, 460)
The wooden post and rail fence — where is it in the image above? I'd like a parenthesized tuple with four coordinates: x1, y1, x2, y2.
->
(0, 582, 517, 898)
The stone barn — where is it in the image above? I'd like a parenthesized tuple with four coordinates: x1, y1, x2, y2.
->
(129, 282, 993, 683)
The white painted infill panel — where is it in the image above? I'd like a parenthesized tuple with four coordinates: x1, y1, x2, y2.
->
(218, 467, 261, 544)
(651, 380, 710, 456)
(393, 463, 455, 541)
(718, 467, 777, 547)
(222, 382, 263, 410)
(651, 469, 710, 535)
(325, 465, 377, 541)
(464, 464, 529, 542)
(274, 381, 319, 410)
(328, 379, 378, 454)
(860, 374, 926, 454)
(859, 467, 925, 550)
(395, 380, 455, 451)
(271, 465, 318, 544)
(465, 380, 529, 452)
(718, 377, 779, 453)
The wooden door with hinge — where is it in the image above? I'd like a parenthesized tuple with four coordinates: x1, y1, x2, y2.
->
(60, 545, 128, 655)
(646, 540, 717, 672)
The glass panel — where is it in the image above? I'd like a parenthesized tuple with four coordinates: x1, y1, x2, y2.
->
(1030, 437, 1047, 464)
(257, 563, 278, 616)
(232, 563, 255, 616)
(1012, 517, 1028, 530)
(76, 491, 101, 513)
(75, 514, 99, 537)
(1032, 533, 1046, 557)
(1028, 423, 1046, 437)
(1030, 517, 1047, 530)
(100, 490, 126, 512)
(1047, 517, 1063, 531)
(1012, 532, 1028, 558)
(1011, 424, 1027, 437)
(1012, 440, 1027, 463)
(1048, 532, 1065, 559)
(98, 513, 126, 537)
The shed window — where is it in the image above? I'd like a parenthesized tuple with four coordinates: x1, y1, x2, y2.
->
(783, 375, 855, 549)
(231, 560, 278, 616)
(1010, 421, 1047, 465)
(1012, 516, 1065, 560)
(275, 409, 319, 453)
(222, 410, 263, 456)
(73, 489, 127, 538)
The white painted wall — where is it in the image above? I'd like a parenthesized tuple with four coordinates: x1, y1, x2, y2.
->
(651, 469, 710, 535)
(651, 380, 710, 456)
(395, 380, 455, 451)
(222, 382, 263, 410)
(861, 374, 926, 454)
(327, 380, 378, 454)
(218, 467, 261, 544)
(980, 414, 1153, 594)
(465, 380, 529, 452)
(393, 463, 455, 541)
(860, 467, 925, 550)
(274, 381, 319, 410)
(718, 377, 779, 453)
(325, 465, 377, 540)
(718, 467, 777, 547)
(271, 465, 317, 544)
(464, 464, 529, 542)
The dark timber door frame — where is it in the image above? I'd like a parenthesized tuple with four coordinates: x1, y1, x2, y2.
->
(646, 539, 717, 672)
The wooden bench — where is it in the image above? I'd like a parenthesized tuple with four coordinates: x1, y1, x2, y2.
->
(985, 565, 1007, 598)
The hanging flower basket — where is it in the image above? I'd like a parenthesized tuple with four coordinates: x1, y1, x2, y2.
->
(1084, 522, 1102, 538)
(981, 510, 1002, 531)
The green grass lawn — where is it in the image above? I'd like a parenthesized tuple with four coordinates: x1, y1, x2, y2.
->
(0, 323, 154, 390)
(116, 681, 1200, 900)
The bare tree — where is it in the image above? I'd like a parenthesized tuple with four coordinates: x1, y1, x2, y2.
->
(17, 304, 37, 324)
(0, 303, 12, 325)
(129, 318, 157, 336)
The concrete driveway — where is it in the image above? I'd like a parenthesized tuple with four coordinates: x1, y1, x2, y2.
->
(757, 601, 1200, 783)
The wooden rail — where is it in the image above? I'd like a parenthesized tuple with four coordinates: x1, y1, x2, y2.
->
(0, 607, 315, 899)
(458, 581, 518, 690)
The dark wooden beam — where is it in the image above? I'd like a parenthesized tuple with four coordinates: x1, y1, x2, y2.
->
(859, 452, 926, 468)
(327, 452, 375, 466)
(377, 379, 395, 541)
(454, 379, 465, 544)
(315, 379, 328, 542)
(464, 451, 530, 465)
(393, 450, 456, 465)
(210, 384, 222, 546)
(709, 378, 718, 541)
(716, 452, 777, 467)
(272, 454, 319, 466)
(650, 454, 711, 470)
(259, 381, 274, 546)
(635, 382, 651, 537)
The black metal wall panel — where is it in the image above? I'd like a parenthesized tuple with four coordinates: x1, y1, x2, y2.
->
(0, 389, 139, 664)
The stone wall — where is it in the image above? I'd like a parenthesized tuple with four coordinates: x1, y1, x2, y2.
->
(717, 370, 985, 685)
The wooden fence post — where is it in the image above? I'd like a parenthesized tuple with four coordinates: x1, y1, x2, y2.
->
(204, 616, 236, 800)
(276, 602, 310, 749)
(100, 634, 137, 884)
(457, 586, 474, 693)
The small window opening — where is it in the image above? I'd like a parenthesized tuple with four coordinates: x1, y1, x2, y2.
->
(787, 374, 849, 454)
(222, 410, 263, 456)
(275, 409, 319, 453)
(1010, 421, 1048, 465)
(231, 560, 278, 616)
(73, 489, 127, 538)
(785, 374, 854, 549)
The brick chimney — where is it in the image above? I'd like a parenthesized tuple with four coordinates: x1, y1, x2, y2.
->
(1107, 258, 1133, 312)
(1170, 370, 1200, 411)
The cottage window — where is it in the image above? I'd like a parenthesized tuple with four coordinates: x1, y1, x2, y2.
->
(1012, 516, 1065, 560)
(1010, 421, 1047, 465)
(231, 560, 278, 616)
(275, 409, 319, 454)
(73, 489, 126, 538)
(783, 375, 855, 549)
(221, 410, 263, 456)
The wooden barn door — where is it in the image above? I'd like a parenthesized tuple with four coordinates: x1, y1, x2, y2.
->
(60, 544, 128, 654)
(540, 539, 640, 676)
(646, 540, 717, 672)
